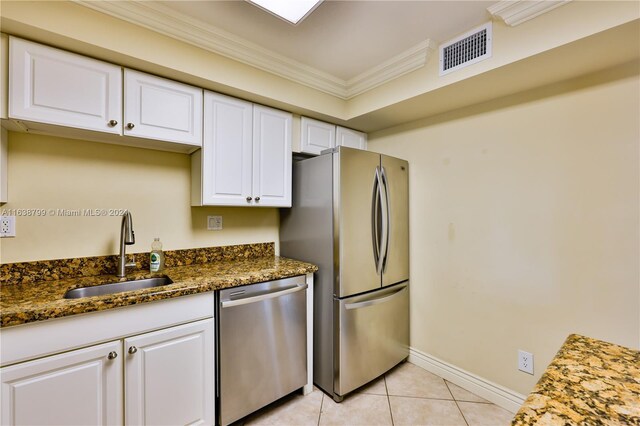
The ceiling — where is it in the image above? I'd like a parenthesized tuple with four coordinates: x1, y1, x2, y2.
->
(157, 1, 494, 81)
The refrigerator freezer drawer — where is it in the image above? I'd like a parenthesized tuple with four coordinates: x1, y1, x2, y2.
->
(335, 281, 409, 396)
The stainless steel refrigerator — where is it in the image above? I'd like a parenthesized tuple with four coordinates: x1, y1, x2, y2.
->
(280, 146, 409, 402)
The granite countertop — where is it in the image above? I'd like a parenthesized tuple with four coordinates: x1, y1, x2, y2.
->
(1, 244, 317, 328)
(512, 334, 640, 425)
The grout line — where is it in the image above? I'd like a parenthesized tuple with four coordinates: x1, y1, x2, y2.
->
(445, 380, 469, 426)
(385, 394, 456, 401)
(384, 376, 395, 426)
(317, 393, 324, 426)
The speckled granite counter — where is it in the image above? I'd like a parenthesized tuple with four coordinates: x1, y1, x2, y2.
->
(512, 334, 640, 425)
(0, 243, 317, 328)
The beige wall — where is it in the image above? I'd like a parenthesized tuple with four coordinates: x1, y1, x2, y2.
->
(368, 62, 640, 395)
(0, 133, 279, 263)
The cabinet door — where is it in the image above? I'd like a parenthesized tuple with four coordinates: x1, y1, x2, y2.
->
(124, 70, 202, 147)
(124, 319, 214, 426)
(300, 117, 335, 156)
(0, 340, 122, 426)
(9, 37, 122, 134)
(336, 126, 367, 150)
(201, 92, 253, 206)
(252, 105, 292, 207)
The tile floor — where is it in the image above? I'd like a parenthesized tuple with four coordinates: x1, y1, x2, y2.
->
(237, 362, 515, 426)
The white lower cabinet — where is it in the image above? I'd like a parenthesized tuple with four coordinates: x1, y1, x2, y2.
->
(0, 313, 214, 426)
(125, 319, 214, 426)
(1, 340, 123, 426)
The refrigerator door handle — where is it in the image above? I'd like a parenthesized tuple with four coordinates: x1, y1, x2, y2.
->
(371, 167, 381, 269)
(344, 283, 408, 310)
(221, 284, 308, 308)
(374, 167, 388, 276)
(380, 166, 391, 273)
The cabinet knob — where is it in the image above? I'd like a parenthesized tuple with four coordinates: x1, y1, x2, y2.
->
(108, 120, 118, 127)
(128, 346, 138, 355)
(246, 197, 252, 202)
(107, 351, 118, 360)
(126, 123, 135, 130)
(255, 197, 260, 202)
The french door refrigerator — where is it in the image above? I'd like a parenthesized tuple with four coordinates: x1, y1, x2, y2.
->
(280, 146, 409, 402)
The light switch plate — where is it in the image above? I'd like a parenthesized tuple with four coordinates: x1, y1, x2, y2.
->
(207, 216, 222, 231)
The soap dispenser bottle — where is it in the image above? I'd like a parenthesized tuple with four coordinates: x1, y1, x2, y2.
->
(150, 238, 165, 272)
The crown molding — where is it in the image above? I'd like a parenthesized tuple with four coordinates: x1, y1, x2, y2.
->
(74, 0, 432, 100)
(488, 0, 572, 26)
(346, 39, 435, 99)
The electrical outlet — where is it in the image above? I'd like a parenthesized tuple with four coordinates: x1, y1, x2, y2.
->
(207, 216, 223, 231)
(518, 350, 534, 375)
(0, 215, 16, 238)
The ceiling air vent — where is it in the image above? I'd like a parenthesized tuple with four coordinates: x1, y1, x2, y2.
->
(439, 22, 492, 76)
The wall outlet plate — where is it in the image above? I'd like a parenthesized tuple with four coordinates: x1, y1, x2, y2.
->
(207, 216, 222, 231)
(0, 215, 16, 237)
(518, 350, 534, 375)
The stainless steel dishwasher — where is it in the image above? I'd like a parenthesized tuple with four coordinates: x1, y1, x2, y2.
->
(217, 275, 307, 425)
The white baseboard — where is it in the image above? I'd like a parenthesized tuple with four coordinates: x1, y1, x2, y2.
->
(408, 347, 526, 414)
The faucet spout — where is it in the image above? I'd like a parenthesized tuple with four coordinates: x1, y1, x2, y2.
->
(117, 210, 136, 277)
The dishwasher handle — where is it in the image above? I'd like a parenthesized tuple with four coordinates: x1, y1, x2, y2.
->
(221, 283, 308, 308)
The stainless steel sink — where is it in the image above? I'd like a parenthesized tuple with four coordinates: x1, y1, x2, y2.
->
(63, 277, 174, 299)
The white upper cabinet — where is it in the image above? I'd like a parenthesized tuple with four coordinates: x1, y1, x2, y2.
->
(0, 340, 123, 426)
(300, 117, 335, 155)
(1, 33, 8, 120)
(9, 37, 122, 134)
(252, 105, 292, 207)
(1, 128, 7, 204)
(124, 69, 202, 147)
(196, 92, 253, 206)
(336, 126, 368, 150)
(193, 92, 292, 207)
(124, 319, 214, 426)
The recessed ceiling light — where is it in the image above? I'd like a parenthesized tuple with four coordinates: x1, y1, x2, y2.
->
(247, 0, 323, 25)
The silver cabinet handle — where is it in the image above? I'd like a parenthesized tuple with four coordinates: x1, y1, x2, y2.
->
(246, 196, 252, 202)
(108, 120, 118, 127)
(107, 351, 118, 360)
(126, 123, 135, 130)
(345, 283, 407, 310)
(255, 197, 260, 202)
(128, 346, 137, 355)
(221, 284, 308, 308)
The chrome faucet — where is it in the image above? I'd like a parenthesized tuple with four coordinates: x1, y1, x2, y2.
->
(117, 210, 136, 277)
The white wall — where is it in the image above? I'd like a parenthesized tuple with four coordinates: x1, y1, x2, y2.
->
(368, 62, 640, 395)
(0, 133, 279, 263)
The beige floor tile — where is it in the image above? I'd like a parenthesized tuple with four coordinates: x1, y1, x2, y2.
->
(457, 401, 515, 426)
(357, 376, 387, 395)
(319, 393, 392, 426)
(384, 362, 452, 400)
(389, 396, 467, 426)
(243, 389, 323, 426)
(445, 381, 489, 403)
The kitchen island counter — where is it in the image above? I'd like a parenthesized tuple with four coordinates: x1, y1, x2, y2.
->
(512, 334, 640, 425)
